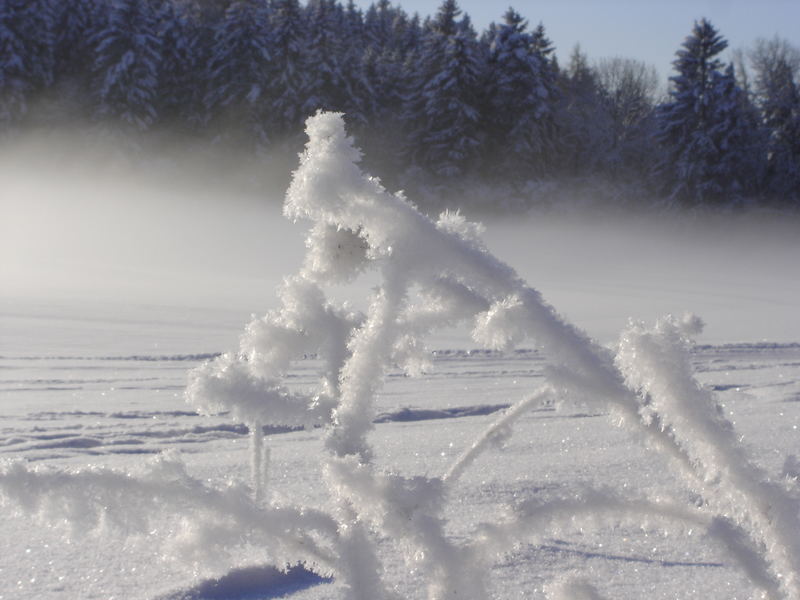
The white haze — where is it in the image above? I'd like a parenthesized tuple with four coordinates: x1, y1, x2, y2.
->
(2, 135, 798, 347)
(1, 137, 303, 310)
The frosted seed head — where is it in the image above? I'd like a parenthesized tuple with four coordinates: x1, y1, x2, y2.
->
(678, 312, 705, 338)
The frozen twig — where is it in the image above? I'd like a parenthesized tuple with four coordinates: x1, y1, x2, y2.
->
(444, 385, 555, 483)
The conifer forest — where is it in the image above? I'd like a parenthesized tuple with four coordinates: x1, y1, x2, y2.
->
(1, 0, 799, 209)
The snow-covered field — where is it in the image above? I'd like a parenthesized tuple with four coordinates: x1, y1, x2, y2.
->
(2, 309, 800, 599)
(2, 114, 800, 599)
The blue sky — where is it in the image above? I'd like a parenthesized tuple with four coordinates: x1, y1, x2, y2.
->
(352, 0, 800, 83)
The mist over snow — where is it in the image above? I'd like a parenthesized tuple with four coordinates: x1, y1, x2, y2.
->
(480, 212, 800, 344)
(2, 133, 798, 348)
(0, 135, 303, 310)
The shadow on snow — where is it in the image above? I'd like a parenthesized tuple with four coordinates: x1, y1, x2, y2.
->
(156, 563, 332, 600)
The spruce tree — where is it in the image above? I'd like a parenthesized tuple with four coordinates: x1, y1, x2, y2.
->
(0, 0, 54, 126)
(335, 1, 374, 131)
(655, 19, 753, 204)
(401, 1, 484, 178)
(343, 0, 365, 47)
(363, 0, 394, 52)
(707, 64, 764, 201)
(0, 0, 33, 125)
(364, 7, 416, 117)
(269, 0, 308, 136)
(359, 5, 417, 176)
(155, 0, 200, 131)
(91, 0, 162, 132)
(204, 0, 272, 146)
(484, 10, 559, 180)
(303, 0, 348, 116)
(52, 0, 95, 85)
(186, 0, 230, 131)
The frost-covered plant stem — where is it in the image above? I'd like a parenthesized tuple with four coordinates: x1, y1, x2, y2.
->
(617, 316, 800, 599)
(0, 456, 340, 569)
(334, 507, 397, 600)
(444, 385, 555, 483)
(477, 488, 782, 599)
(327, 271, 409, 462)
(250, 421, 269, 504)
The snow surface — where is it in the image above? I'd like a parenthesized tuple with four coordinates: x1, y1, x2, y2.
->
(2, 324, 800, 599)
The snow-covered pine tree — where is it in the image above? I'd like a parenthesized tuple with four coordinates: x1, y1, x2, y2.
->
(335, 1, 375, 132)
(394, 9, 422, 57)
(179, 0, 228, 133)
(655, 19, 754, 204)
(400, 0, 484, 179)
(343, 0, 364, 44)
(54, 0, 89, 66)
(268, 0, 308, 137)
(399, 1, 456, 166)
(155, 0, 200, 132)
(706, 64, 764, 202)
(0, 0, 54, 126)
(204, 0, 272, 146)
(363, 0, 394, 53)
(303, 0, 348, 115)
(358, 5, 418, 178)
(91, 0, 162, 132)
(0, 0, 33, 126)
(52, 0, 96, 86)
(484, 10, 560, 180)
(359, 16, 391, 116)
(362, 1, 418, 117)
(528, 22, 560, 174)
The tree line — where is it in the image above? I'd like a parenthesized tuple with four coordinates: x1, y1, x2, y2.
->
(1, 0, 798, 208)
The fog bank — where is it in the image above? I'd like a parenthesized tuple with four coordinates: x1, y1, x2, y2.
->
(2, 139, 798, 345)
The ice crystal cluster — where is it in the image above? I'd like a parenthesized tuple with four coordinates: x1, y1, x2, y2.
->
(2, 112, 799, 599)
